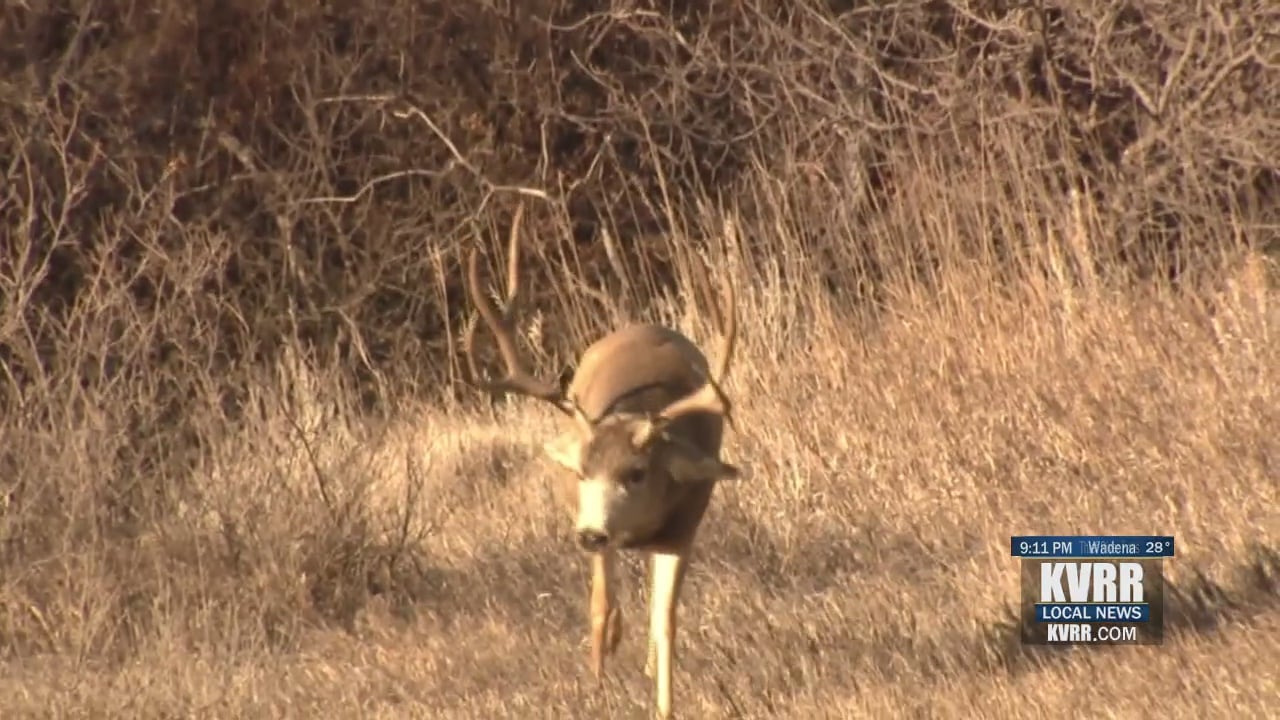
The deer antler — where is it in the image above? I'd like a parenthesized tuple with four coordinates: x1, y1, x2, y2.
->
(654, 227, 739, 428)
(464, 205, 575, 416)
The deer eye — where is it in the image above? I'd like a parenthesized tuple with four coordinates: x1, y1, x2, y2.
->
(619, 468, 646, 486)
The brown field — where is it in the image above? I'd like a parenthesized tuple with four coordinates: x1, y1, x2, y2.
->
(2, 2, 1278, 718)
(2, 201, 1276, 718)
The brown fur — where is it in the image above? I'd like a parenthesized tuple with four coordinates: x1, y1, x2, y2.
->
(555, 325, 727, 554)
(463, 209, 739, 719)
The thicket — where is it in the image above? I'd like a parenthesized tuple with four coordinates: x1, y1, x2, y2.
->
(6, 1, 1276, 398)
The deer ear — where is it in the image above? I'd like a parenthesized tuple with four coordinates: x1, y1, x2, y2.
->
(543, 430, 585, 474)
(669, 453, 740, 483)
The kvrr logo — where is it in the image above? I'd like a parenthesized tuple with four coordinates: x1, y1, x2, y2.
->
(1041, 561, 1144, 603)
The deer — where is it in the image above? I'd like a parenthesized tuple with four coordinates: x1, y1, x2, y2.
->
(462, 205, 741, 719)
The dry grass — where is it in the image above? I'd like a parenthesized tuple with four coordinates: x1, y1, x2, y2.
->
(3, 2, 1279, 718)
(2, 182, 1276, 717)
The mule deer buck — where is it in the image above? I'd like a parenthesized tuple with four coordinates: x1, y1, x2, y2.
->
(463, 206, 740, 719)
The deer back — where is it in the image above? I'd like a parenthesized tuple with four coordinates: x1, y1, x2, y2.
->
(567, 323, 725, 456)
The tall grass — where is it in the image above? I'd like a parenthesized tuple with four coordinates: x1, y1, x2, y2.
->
(2, 1, 1277, 717)
(3, 124, 1276, 717)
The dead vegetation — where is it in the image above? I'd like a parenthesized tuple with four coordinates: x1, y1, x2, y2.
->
(1, 1, 1277, 718)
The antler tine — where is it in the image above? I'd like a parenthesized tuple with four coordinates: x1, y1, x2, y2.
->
(655, 374, 732, 425)
(712, 265, 737, 385)
(463, 312, 485, 387)
(713, 218, 739, 384)
(503, 203, 525, 313)
(656, 234, 740, 427)
(463, 207, 572, 414)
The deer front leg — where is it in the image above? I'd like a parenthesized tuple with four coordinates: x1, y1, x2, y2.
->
(646, 550, 689, 719)
(589, 549, 622, 680)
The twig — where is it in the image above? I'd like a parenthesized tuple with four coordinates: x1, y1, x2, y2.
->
(391, 100, 554, 204)
(298, 169, 455, 205)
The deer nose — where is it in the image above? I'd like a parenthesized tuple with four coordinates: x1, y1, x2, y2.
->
(576, 529, 609, 551)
